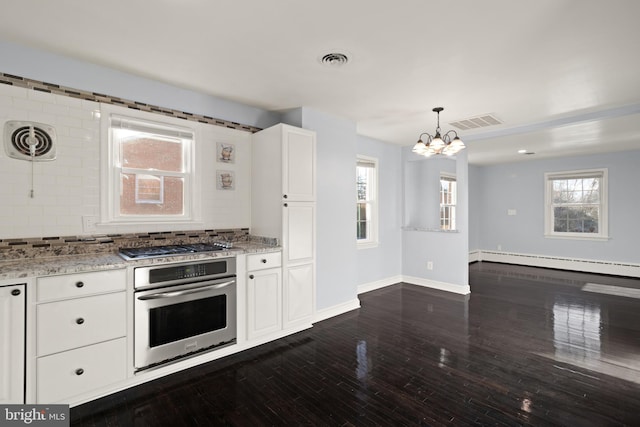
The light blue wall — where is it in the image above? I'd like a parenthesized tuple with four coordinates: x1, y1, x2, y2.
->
(298, 108, 359, 310)
(472, 150, 640, 263)
(0, 41, 280, 128)
(468, 165, 482, 252)
(356, 135, 403, 285)
(402, 149, 469, 288)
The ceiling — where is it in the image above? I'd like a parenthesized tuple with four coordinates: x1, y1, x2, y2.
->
(2, 0, 640, 165)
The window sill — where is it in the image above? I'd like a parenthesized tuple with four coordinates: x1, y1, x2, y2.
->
(544, 233, 610, 242)
(402, 226, 460, 233)
(357, 241, 379, 250)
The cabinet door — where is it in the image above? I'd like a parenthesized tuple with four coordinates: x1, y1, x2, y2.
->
(283, 202, 315, 265)
(283, 127, 315, 201)
(246, 268, 282, 340)
(283, 263, 314, 328)
(0, 284, 25, 404)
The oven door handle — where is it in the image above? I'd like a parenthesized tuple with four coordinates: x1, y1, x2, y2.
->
(136, 280, 235, 300)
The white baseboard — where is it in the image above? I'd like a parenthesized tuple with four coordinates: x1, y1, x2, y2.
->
(314, 298, 361, 323)
(468, 250, 481, 263)
(358, 275, 470, 296)
(402, 276, 471, 295)
(473, 250, 640, 278)
(358, 275, 403, 294)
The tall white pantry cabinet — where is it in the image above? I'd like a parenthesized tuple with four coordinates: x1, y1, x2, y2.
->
(251, 124, 316, 332)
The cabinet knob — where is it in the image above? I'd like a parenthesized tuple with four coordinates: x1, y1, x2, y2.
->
(75, 368, 84, 376)
(284, 203, 288, 207)
(76, 318, 85, 325)
(261, 259, 267, 264)
(75, 281, 84, 288)
(249, 274, 254, 279)
(283, 194, 288, 199)
(11, 289, 21, 296)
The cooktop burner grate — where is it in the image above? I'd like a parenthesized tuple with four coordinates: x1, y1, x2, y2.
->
(119, 242, 232, 260)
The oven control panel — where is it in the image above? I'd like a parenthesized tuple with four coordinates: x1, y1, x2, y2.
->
(134, 258, 236, 289)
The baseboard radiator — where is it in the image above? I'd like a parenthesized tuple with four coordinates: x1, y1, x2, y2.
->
(470, 250, 640, 278)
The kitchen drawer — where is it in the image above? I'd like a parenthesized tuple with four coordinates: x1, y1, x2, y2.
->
(37, 337, 126, 403)
(247, 251, 282, 271)
(37, 269, 126, 302)
(37, 292, 126, 357)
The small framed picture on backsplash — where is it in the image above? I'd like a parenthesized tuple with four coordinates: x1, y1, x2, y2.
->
(216, 170, 235, 190)
(217, 142, 235, 163)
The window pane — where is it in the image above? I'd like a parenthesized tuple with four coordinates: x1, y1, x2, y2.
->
(119, 133, 183, 172)
(553, 206, 599, 233)
(356, 167, 369, 201)
(121, 174, 184, 215)
(357, 202, 371, 240)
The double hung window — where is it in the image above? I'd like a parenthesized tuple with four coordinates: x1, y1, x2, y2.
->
(440, 174, 457, 230)
(102, 111, 195, 223)
(356, 156, 378, 247)
(544, 169, 608, 239)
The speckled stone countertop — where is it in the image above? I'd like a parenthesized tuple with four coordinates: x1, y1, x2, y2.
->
(0, 241, 280, 281)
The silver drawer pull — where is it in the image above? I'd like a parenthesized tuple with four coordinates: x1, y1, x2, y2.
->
(137, 280, 235, 300)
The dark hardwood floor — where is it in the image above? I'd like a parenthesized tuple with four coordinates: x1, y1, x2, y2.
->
(71, 262, 640, 426)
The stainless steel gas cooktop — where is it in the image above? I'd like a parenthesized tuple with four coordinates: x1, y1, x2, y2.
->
(118, 242, 233, 260)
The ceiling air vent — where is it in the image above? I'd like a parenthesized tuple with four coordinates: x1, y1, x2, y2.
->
(448, 113, 503, 131)
(4, 121, 57, 161)
(319, 52, 349, 67)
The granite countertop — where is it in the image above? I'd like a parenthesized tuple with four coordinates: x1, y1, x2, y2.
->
(0, 242, 280, 281)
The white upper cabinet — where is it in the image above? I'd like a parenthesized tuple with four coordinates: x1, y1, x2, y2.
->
(282, 126, 316, 201)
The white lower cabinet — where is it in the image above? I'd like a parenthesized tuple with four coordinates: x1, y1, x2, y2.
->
(246, 252, 282, 340)
(37, 292, 126, 357)
(34, 269, 127, 404)
(247, 267, 282, 340)
(37, 338, 126, 403)
(0, 284, 25, 404)
(283, 263, 314, 328)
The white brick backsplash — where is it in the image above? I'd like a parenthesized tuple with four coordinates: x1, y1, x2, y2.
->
(42, 103, 70, 116)
(27, 111, 57, 125)
(13, 97, 44, 111)
(0, 83, 253, 239)
(54, 93, 83, 108)
(27, 88, 56, 103)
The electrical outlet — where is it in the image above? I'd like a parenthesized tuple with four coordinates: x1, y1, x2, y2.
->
(427, 261, 433, 270)
(83, 216, 98, 232)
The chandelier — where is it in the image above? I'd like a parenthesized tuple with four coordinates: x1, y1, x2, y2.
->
(412, 107, 465, 157)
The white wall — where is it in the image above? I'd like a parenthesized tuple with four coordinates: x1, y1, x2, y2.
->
(471, 150, 640, 264)
(356, 135, 403, 286)
(0, 84, 252, 238)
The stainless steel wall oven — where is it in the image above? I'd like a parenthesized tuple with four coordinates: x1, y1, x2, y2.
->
(133, 257, 236, 371)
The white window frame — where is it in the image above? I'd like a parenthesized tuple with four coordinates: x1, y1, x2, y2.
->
(439, 173, 457, 231)
(356, 155, 379, 249)
(100, 104, 200, 226)
(544, 168, 608, 240)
